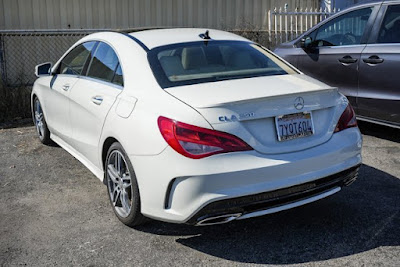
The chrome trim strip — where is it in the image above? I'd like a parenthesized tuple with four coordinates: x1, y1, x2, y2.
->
(356, 116, 400, 129)
(237, 187, 341, 220)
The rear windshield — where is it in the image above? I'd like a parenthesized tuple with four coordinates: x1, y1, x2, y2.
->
(147, 41, 297, 88)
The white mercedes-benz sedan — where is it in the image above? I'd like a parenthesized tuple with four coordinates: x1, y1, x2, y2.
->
(32, 28, 362, 227)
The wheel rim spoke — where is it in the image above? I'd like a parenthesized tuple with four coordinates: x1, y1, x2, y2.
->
(122, 182, 131, 189)
(115, 153, 121, 176)
(120, 190, 130, 212)
(34, 100, 44, 137)
(122, 175, 131, 189)
(107, 164, 119, 184)
(113, 190, 121, 207)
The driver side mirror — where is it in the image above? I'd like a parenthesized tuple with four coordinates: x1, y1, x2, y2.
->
(300, 36, 313, 50)
(35, 62, 52, 77)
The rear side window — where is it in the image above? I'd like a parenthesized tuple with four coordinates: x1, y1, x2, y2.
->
(87, 42, 123, 86)
(378, 5, 400, 43)
(58, 42, 96, 75)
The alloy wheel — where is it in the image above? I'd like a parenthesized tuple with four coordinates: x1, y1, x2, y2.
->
(106, 150, 133, 218)
(34, 99, 45, 139)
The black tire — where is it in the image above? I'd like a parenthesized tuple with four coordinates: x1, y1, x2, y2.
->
(32, 97, 52, 145)
(105, 142, 146, 227)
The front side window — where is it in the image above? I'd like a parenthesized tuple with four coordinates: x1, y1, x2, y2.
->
(148, 41, 297, 88)
(378, 5, 400, 43)
(87, 42, 122, 85)
(314, 7, 373, 46)
(58, 42, 96, 75)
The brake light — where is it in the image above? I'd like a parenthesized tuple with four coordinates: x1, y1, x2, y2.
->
(158, 116, 253, 159)
(334, 104, 357, 133)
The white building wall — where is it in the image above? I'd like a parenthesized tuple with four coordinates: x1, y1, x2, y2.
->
(0, 0, 319, 30)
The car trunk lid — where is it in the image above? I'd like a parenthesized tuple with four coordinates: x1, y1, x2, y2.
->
(165, 74, 346, 154)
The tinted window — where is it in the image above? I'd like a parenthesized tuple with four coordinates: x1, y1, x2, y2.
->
(87, 42, 120, 83)
(378, 5, 400, 43)
(148, 41, 296, 88)
(314, 7, 373, 46)
(58, 42, 96, 75)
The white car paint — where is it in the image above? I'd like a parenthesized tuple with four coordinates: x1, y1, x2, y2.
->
(32, 29, 362, 225)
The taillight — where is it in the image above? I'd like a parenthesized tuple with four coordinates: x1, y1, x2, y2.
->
(158, 116, 253, 159)
(334, 104, 357, 133)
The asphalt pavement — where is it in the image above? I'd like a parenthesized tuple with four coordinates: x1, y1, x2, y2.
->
(0, 122, 399, 266)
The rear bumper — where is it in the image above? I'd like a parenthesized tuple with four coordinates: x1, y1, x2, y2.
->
(187, 165, 360, 225)
(130, 127, 362, 224)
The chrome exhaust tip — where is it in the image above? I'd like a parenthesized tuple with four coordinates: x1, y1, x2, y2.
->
(344, 173, 358, 186)
(195, 213, 242, 226)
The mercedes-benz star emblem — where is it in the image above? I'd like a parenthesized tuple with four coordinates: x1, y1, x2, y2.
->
(294, 97, 304, 110)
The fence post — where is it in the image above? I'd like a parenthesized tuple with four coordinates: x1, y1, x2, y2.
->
(0, 34, 7, 85)
(279, 7, 282, 45)
(268, 9, 272, 45)
(274, 7, 278, 47)
(300, 8, 303, 33)
(295, 7, 298, 37)
(284, 8, 288, 42)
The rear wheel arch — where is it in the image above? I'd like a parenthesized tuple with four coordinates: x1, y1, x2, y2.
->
(102, 137, 119, 171)
(31, 93, 38, 113)
(104, 140, 147, 226)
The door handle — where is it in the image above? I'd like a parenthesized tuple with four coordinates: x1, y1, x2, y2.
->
(62, 84, 70, 91)
(91, 96, 103, 105)
(338, 56, 358, 64)
(363, 55, 384, 64)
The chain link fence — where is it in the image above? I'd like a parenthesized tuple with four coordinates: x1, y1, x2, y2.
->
(0, 29, 291, 87)
(0, 30, 96, 86)
(0, 29, 296, 123)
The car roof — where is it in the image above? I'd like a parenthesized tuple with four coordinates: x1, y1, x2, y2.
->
(128, 28, 249, 50)
(342, 0, 399, 10)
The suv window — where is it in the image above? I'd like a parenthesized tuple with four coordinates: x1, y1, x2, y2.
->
(87, 42, 122, 85)
(314, 7, 373, 46)
(58, 42, 96, 75)
(378, 5, 400, 43)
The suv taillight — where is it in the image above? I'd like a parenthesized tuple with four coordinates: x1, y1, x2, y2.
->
(158, 116, 253, 159)
(334, 104, 357, 133)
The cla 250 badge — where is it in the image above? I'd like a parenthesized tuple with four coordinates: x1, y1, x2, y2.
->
(219, 112, 255, 122)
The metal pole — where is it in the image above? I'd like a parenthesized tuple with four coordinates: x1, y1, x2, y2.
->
(268, 10, 272, 45)
(0, 34, 7, 85)
(295, 8, 298, 37)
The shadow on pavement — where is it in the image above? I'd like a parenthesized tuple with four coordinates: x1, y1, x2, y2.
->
(137, 164, 400, 264)
(358, 121, 399, 143)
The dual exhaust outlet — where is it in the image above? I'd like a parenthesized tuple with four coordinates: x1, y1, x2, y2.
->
(195, 213, 242, 226)
(194, 169, 360, 226)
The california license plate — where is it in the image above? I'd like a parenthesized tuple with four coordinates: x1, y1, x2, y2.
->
(275, 112, 314, 141)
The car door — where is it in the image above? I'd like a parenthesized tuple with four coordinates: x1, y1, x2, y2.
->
(357, 3, 400, 126)
(45, 41, 96, 143)
(68, 42, 123, 169)
(296, 6, 378, 108)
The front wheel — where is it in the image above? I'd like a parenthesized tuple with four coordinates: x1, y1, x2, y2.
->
(33, 97, 51, 144)
(105, 142, 146, 227)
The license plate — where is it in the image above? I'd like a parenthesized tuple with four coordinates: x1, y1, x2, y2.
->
(275, 112, 314, 141)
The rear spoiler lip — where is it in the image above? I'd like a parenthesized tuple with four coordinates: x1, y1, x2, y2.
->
(194, 87, 339, 109)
